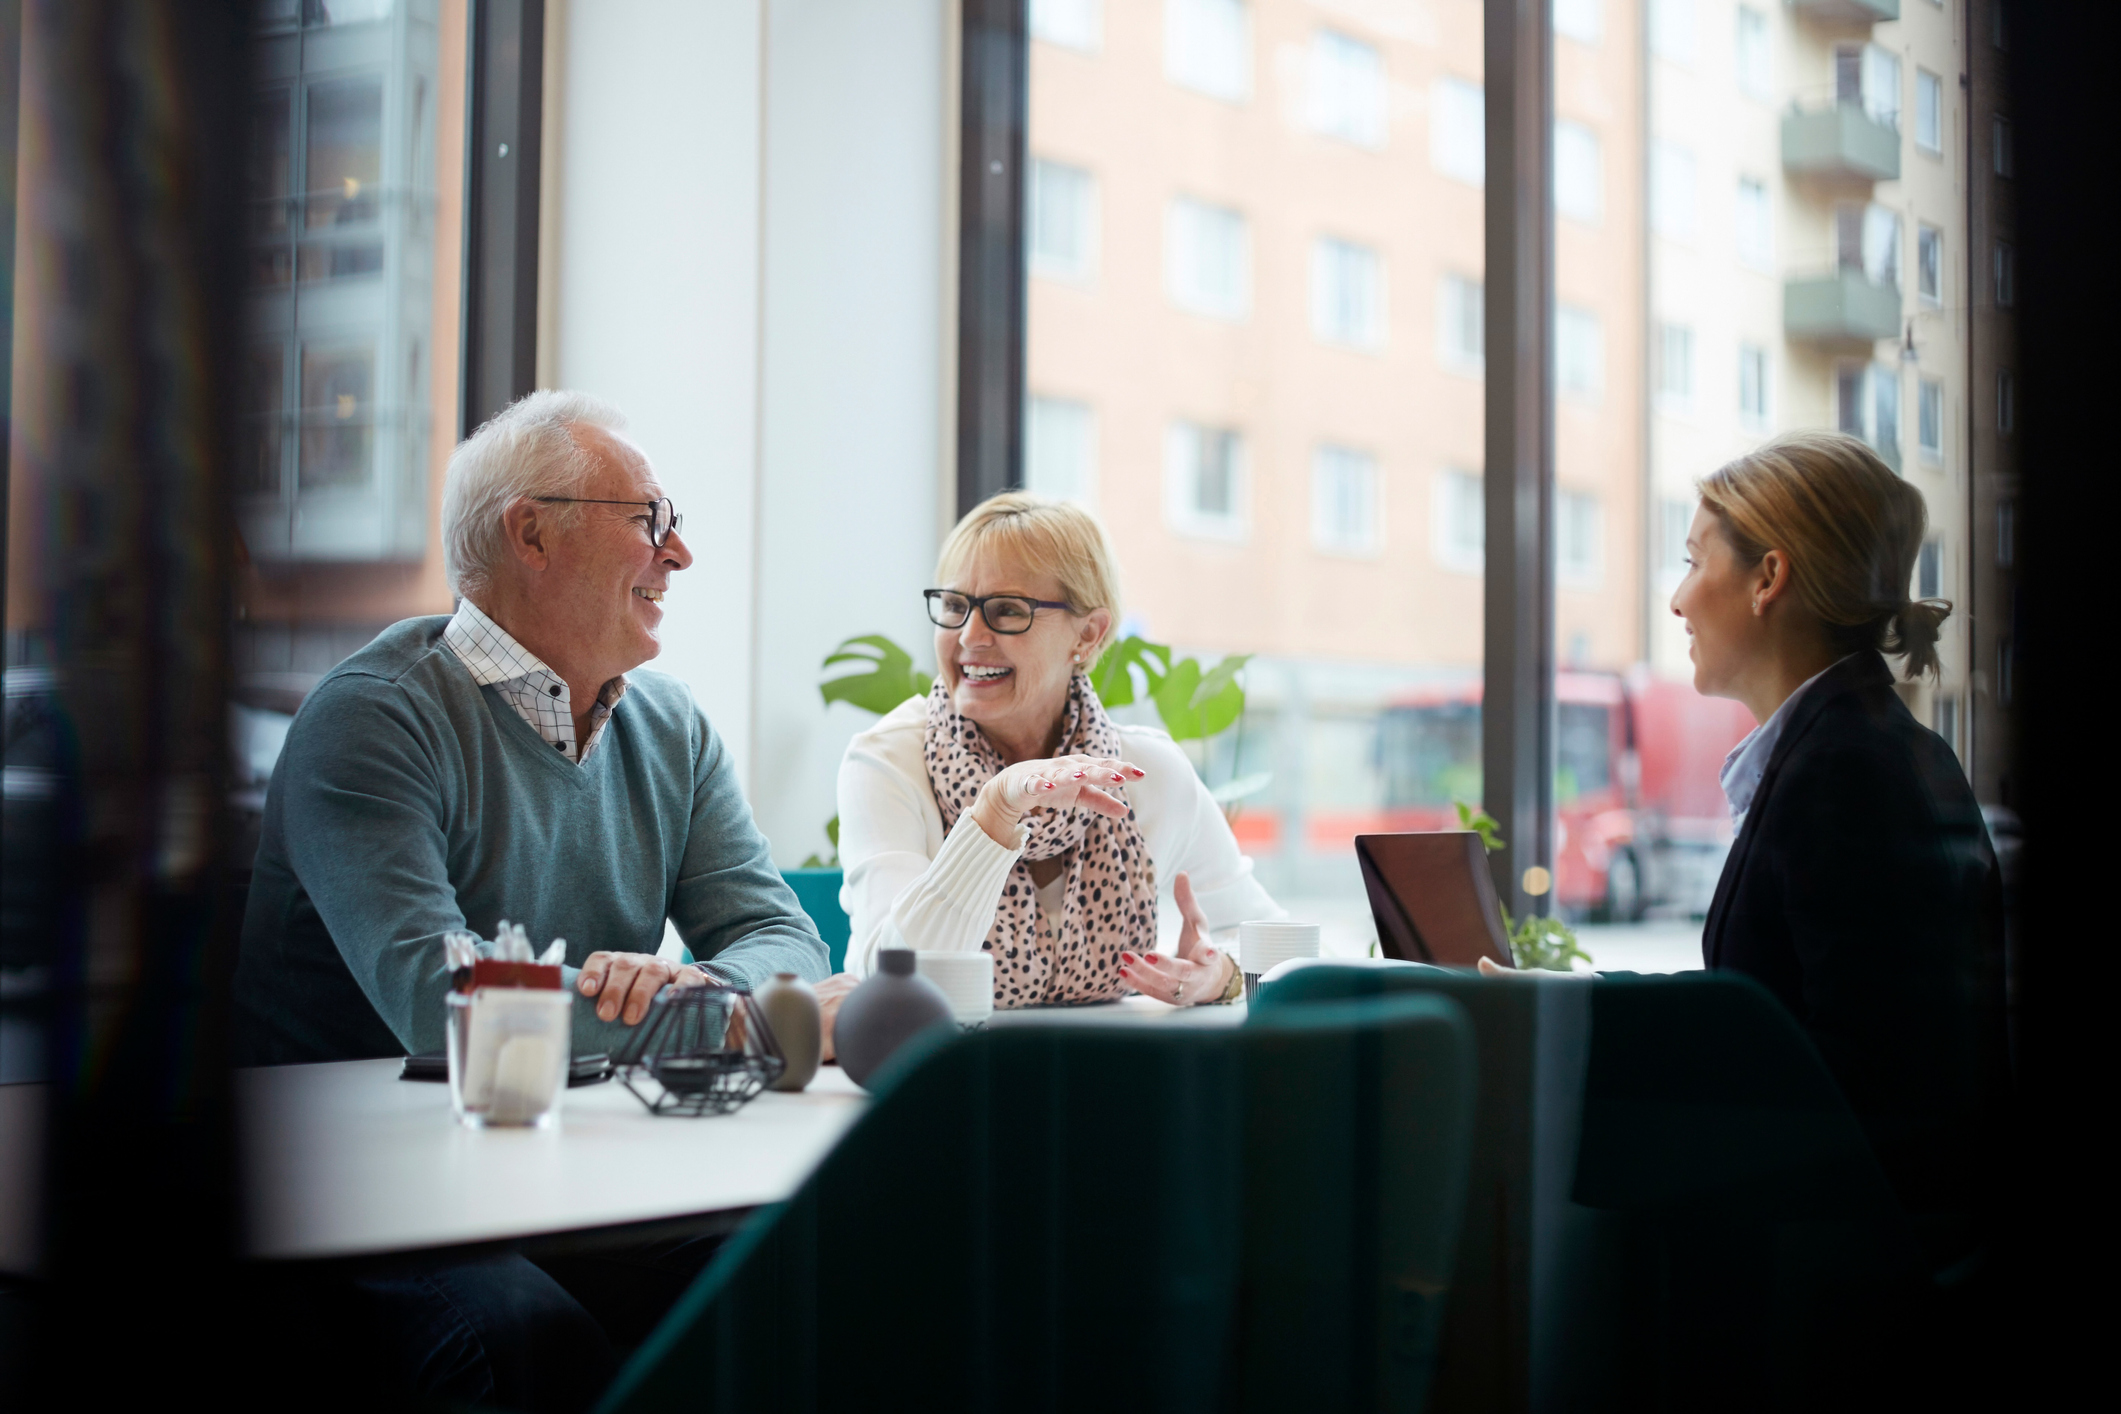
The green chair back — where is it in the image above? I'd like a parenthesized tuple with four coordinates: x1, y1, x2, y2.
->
(780, 868, 850, 973)
(1254, 962, 1928, 1412)
(598, 993, 1476, 1414)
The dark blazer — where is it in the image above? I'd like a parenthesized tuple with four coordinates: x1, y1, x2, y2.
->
(1703, 652, 2002, 1222)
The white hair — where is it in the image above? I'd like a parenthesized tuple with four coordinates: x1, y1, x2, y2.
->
(442, 390, 628, 598)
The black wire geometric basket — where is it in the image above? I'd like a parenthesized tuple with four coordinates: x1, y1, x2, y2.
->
(610, 983, 786, 1117)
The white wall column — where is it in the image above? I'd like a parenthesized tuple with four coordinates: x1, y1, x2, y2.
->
(544, 0, 950, 857)
(544, 0, 768, 772)
(750, 0, 950, 862)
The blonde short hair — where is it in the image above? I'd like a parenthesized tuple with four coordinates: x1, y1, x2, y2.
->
(1697, 429, 1949, 680)
(935, 492, 1122, 667)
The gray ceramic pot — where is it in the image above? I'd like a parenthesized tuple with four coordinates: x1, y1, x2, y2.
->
(755, 972, 822, 1091)
(832, 949, 954, 1089)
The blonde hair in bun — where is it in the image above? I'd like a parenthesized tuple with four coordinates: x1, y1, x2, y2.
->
(1697, 429, 1949, 680)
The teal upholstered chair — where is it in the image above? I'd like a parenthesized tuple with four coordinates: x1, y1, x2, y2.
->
(780, 867, 851, 973)
(1253, 962, 1929, 1412)
(598, 993, 1477, 1414)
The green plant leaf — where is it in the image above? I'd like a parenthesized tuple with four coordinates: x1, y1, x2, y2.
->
(1088, 635, 1169, 708)
(1209, 770, 1273, 804)
(1151, 656, 1207, 740)
(819, 634, 928, 716)
(1498, 903, 1593, 972)
(1454, 800, 1506, 854)
(1188, 653, 1252, 710)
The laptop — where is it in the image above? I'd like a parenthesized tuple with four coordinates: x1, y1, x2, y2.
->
(1355, 831, 1515, 968)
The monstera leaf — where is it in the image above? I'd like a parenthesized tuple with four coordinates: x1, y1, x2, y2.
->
(1087, 635, 1170, 708)
(1151, 653, 1250, 742)
(819, 635, 932, 716)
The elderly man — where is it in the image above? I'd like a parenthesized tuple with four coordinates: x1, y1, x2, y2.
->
(235, 390, 826, 1062)
(233, 392, 828, 1412)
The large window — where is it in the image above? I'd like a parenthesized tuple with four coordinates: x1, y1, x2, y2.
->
(1031, 4, 1492, 935)
(242, 6, 449, 563)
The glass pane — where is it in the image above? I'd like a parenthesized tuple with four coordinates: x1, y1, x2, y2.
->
(299, 341, 375, 490)
(249, 90, 292, 238)
(1029, 0, 1483, 951)
(1592, 0, 1977, 971)
(305, 77, 383, 230)
(242, 343, 289, 496)
(232, 0, 462, 825)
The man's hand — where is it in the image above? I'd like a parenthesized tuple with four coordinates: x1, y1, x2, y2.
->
(577, 951, 706, 1025)
(815, 973, 860, 1062)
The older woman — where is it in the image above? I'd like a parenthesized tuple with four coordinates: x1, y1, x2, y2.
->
(836, 492, 1278, 1008)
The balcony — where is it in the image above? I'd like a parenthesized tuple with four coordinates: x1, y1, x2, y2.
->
(1784, 268, 1902, 343)
(1782, 103, 1901, 182)
(1789, 0, 1898, 24)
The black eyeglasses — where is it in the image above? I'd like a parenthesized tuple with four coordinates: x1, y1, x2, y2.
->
(925, 589, 1075, 635)
(534, 496, 684, 548)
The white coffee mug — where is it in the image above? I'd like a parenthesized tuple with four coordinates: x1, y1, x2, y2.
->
(915, 950, 996, 1025)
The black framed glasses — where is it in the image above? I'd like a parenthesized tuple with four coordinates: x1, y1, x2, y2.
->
(534, 496, 684, 547)
(925, 589, 1075, 635)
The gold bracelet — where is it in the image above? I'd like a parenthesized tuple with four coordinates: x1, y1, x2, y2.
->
(1214, 949, 1245, 1004)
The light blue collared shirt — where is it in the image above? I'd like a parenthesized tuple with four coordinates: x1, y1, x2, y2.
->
(1719, 655, 1855, 833)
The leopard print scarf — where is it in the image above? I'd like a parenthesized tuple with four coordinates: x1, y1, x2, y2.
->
(923, 672, 1158, 1007)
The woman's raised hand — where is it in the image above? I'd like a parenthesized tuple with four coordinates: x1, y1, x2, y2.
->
(1117, 872, 1234, 1007)
(967, 754, 1145, 848)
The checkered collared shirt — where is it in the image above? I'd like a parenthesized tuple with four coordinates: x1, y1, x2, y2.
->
(442, 598, 629, 765)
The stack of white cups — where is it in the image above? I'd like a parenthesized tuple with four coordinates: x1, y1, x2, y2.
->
(1236, 921, 1322, 1005)
(915, 951, 996, 1027)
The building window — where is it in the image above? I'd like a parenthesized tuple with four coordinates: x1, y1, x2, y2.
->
(1432, 77, 1485, 186)
(1557, 305, 1605, 402)
(1838, 362, 1902, 468)
(1936, 695, 1959, 759)
(1030, 159, 1098, 283)
(1835, 43, 1902, 131)
(1557, 490, 1603, 588)
(1917, 538, 1943, 600)
(1735, 177, 1771, 270)
(1738, 342, 1770, 431)
(1651, 141, 1696, 241)
(1997, 496, 2015, 567)
(1312, 445, 1381, 554)
(1436, 272, 1483, 374)
(1659, 497, 1694, 582)
(1992, 0, 2009, 51)
(1433, 468, 1484, 573)
(1311, 237, 1386, 349)
(1918, 224, 1943, 306)
(1166, 196, 1250, 319)
(1655, 321, 1694, 412)
(1649, 0, 1695, 63)
(1997, 368, 2014, 433)
(1554, 0, 1601, 44)
(1164, 421, 1248, 540)
(1307, 30, 1386, 148)
(1027, 395, 1098, 507)
(1992, 114, 2013, 177)
(1165, 0, 1251, 104)
(1032, 0, 1102, 52)
(1919, 378, 1944, 463)
(1994, 241, 2015, 307)
(1735, 6, 1770, 100)
(1836, 202, 1903, 290)
(1915, 69, 1943, 154)
(1554, 121, 1603, 225)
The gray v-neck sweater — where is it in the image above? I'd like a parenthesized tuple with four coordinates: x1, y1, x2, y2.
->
(233, 616, 826, 1064)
